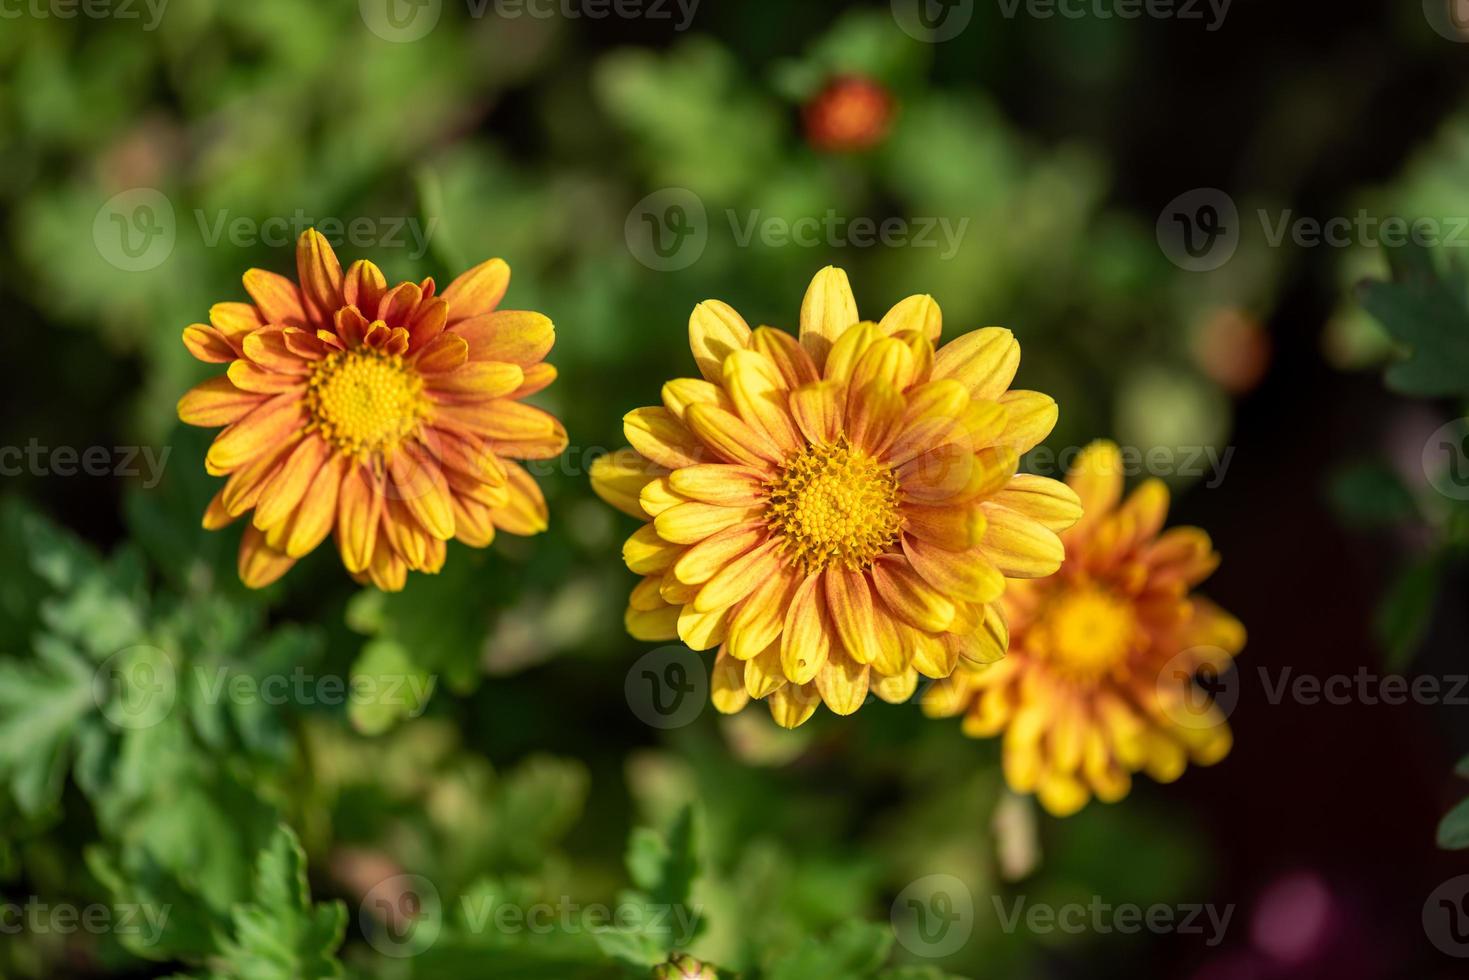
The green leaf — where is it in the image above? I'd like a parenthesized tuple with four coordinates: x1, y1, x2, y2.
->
(765, 920, 894, 980)
(1374, 555, 1443, 671)
(1327, 460, 1420, 529)
(1358, 241, 1469, 398)
(0, 639, 96, 815)
(214, 824, 348, 980)
(348, 638, 435, 736)
(1438, 797, 1469, 850)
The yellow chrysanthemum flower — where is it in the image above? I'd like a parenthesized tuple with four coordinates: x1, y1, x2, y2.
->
(178, 229, 566, 591)
(924, 440, 1246, 816)
(591, 267, 1081, 728)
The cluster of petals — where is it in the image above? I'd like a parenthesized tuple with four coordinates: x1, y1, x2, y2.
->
(178, 230, 565, 590)
(593, 267, 1082, 728)
(924, 441, 1246, 815)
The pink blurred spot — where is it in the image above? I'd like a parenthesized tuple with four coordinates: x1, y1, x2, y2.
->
(1251, 871, 1333, 966)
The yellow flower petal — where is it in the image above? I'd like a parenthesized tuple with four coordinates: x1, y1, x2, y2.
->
(689, 300, 752, 382)
(799, 266, 860, 367)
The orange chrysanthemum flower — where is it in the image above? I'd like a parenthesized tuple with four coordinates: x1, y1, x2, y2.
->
(178, 229, 566, 591)
(924, 441, 1246, 816)
(591, 267, 1081, 729)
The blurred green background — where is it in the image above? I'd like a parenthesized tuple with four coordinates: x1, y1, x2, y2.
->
(3, 0, 1469, 977)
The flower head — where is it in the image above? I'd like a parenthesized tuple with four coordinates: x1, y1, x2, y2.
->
(924, 441, 1246, 816)
(803, 75, 895, 153)
(592, 267, 1079, 728)
(178, 229, 566, 590)
(653, 954, 718, 980)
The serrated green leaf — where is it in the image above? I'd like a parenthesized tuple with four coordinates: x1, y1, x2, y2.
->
(1359, 242, 1469, 397)
(214, 824, 348, 980)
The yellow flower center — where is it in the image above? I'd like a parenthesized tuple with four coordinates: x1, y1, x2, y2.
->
(765, 436, 901, 573)
(1035, 585, 1137, 683)
(307, 348, 428, 458)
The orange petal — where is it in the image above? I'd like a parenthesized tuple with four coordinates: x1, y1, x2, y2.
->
(750, 326, 819, 388)
(242, 330, 311, 374)
(823, 567, 881, 665)
(768, 681, 821, 729)
(415, 333, 471, 374)
(205, 393, 308, 472)
(429, 361, 525, 401)
(239, 524, 297, 588)
(695, 537, 782, 613)
(798, 266, 859, 368)
(590, 447, 667, 519)
(284, 454, 347, 558)
(296, 229, 344, 322)
(990, 475, 1084, 533)
(711, 648, 751, 714)
(623, 407, 705, 469)
(878, 294, 942, 342)
(816, 651, 870, 716)
(727, 566, 799, 660)
(668, 464, 769, 506)
(452, 310, 553, 365)
(789, 380, 844, 446)
(902, 502, 987, 551)
(254, 436, 330, 532)
(342, 260, 388, 313)
(686, 403, 783, 467)
(655, 501, 763, 545)
(871, 555, 955, 632)
(242, 269, 308, 328)
(932, 327, 1020, 399)
(781, 574, 830, 685)
(489, 461, 550, 536)
(511, 362, 557, 399)
(689, 300, 752, 382)
(846, 380, 906, 457)
(1065, 439, 1125, 535)
(997, 390, 1058, 454)
(210, 301, 264, 338)
(661, 377, 735, 422)
(977, 504, 1065, 578)
(723, 350, 802, 453)
(898, 445, 1018, 506)
(178, 377, 266, 427)
(902, 534, 1004, 604)
(442, 258, 510, 324)
(387, 445, 455, 540)
(183, 324, 238, 363)
(337, 462, 384, 573)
